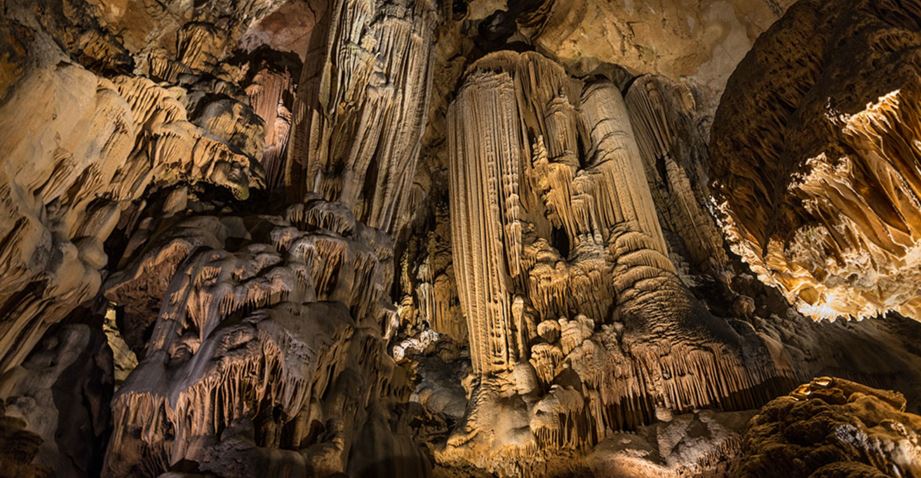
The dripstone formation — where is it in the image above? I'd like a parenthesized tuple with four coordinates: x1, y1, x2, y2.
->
(711, 0, 921, 322)
(0, 0, 920, 477)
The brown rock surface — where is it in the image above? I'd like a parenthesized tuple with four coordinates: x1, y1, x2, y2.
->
(0, 0, 919, 476)
(733, 377, 921, 477)
(711, 0, 921, 322)
(515, 0, 796, 116)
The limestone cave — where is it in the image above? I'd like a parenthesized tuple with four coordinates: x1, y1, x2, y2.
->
(0, 0, 919, 476)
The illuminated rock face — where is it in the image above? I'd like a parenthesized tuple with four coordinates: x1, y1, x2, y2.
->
(513, 0, 797, 116)
(0, 29, 264, 375)
(2, 0, 921, 476)
(711, 0, 921, 322)
(441, 51, 787, 472)
(102, 200, 410, 477)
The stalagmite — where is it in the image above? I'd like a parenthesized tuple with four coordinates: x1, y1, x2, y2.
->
(442, 50, 786, 472)
(625, 75, 730, 278)
(2, 0, 921, 476)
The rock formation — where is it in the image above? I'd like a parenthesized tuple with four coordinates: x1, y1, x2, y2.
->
(439, 50, 788, 473)
(102, 199, 417, 477)
(285, 0, 438, 233)
(0, 19, 264, 375)
(733, 377, 921, 477)
(0, 0, 920, 477)
(711, 0, 921, 322)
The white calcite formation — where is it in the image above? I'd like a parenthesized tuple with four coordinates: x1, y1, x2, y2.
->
(441, 50, 786, 473)
(286, 0, 438, 233)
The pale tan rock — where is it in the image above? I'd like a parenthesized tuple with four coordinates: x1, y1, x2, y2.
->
(517, 0, 796, 116)
(442, 49, 785, 472)
(103, 200, 401, 477)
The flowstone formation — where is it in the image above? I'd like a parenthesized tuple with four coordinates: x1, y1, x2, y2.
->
(285, 0, 438, 233)
(1, 0, 921, 476)
(0, 0, 272, 377)
(439, 50, 786, 472)
(711, 0, 921, 322)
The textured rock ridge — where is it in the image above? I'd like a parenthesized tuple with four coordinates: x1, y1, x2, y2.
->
(733, 377, 921, 477)
(1, 0, 921, 476)
(103, 200, 408, 476)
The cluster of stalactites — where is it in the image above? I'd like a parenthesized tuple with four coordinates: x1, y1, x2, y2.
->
(104, 202, 395, 476)
(719, 83, 921, 322)
(0, 61, 264, 374)
(709, 1, 921, 322)
(286, 0, 439, 234)
(624, 75, 730, 277)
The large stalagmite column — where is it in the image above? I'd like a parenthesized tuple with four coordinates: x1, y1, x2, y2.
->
(447, 69, 523, 375)
(579, 81, 670, 258)
(443, 51, 781, 464)
(286, 0, 437, 233)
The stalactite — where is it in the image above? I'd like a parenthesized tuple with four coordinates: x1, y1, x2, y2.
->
(286, 0, 438, 233)
(247, 67, 296, 192)
(103, 200, 398, 476)
(624, 75, 730, 277)
(710, 0, 921, 321)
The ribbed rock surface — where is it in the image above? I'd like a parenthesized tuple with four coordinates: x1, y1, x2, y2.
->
(1, 0, 921, 477)
(285, 0, 438, 233)
(439, 50, 787, 473)
(102, 200, 416, 477)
